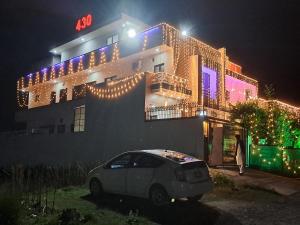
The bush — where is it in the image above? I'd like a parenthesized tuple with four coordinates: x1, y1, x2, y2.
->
(213, 173, 235, 189)
(58, 208, 81, 225)
(0, 195, 22, 225)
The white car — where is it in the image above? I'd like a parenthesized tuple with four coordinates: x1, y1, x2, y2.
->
(87, 149, 213, 206)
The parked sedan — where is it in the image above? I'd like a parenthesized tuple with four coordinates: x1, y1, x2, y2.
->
(87, 149, 213, 206)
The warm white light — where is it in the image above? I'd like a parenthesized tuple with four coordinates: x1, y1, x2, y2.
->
(181, 30, 188, 36)
(127, 28, 136, 38)
(155, 48, 160, 52)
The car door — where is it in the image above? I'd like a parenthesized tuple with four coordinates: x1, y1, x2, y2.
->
(101, 153, 131, 194)
(126, 153, 163, 197)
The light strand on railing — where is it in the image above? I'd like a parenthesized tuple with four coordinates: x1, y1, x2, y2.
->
(68, 59, 74, 75)
(87, 73, 143, 99)
(50, 66, 56, 80)
(59, 63, 64, 77)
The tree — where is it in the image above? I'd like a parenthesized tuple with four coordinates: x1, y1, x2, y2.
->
(264, 84, 275, 100)
(230, 101, 267, 145)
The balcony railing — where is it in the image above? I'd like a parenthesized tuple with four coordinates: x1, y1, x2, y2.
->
(145, 102, 231, 121)
(150, 72, 192, 99)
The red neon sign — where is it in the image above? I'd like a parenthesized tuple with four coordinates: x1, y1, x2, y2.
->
(75, 14, 93, 32)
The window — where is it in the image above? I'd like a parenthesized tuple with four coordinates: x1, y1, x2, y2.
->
(245, 89, 251, 100)
(113, 34, 119, 43)
(72, 84, 86, 100)
(50, 92, 56, 104)
(107, 153, 131, 169)
(225, 90, 230, 101)
(74, 105, 85, 132)
(59, 89, 68, 102)
(35, 94, 40, 102)
(107, 37, 112, 45)
(154, 63, 165, 73)
(132, 154, 164, 168)
(106, 34, 119, 45)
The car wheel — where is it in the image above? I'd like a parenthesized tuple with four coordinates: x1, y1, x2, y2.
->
(150, 185, 169, 206)
(187, 194, 203, 202)
(90, 178, 103, 198)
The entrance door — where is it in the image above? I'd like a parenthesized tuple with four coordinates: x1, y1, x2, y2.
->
(209, 126, 223, 165)
(223, 126, 245, 164)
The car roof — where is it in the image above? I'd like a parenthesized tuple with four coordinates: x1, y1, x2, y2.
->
(127, 149, 201, 164)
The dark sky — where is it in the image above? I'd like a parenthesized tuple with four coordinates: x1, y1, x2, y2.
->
(0, 0, 299, 131)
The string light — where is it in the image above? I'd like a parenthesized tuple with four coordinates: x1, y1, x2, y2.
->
(42, 69, 47, 83)
(59, 63, 64, 77)
(111, 43, 120, 62)
(35, 72, 40, 84)
(89, 51, 95, 68)
(68, 60, 74, 75)
(50, 66, 56, 80)
(87, 73, 143, 99)
(100, 49, 106, 64)
(78, 56, 84, 72)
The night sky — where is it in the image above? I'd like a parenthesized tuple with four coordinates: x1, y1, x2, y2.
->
(0, 0, 299, 131)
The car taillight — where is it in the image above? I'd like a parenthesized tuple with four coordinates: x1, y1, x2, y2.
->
(175, 167, 186, 182)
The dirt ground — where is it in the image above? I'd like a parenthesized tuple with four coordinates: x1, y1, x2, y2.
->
(203, 187, 300, 225)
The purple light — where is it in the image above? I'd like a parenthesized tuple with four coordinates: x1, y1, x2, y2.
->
(143, 26, 160, 35)
(225, 75, 257, 104)
(99, 46, 107, 52)
(202, 66, 217, 99)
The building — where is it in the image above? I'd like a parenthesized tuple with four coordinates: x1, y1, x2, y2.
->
(1, 14, 299, 166)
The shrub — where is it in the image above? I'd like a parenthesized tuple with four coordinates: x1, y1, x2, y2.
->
(0, 195, 22, 225)
(213, 173, 235, 189)
(58, 208, 81, 225)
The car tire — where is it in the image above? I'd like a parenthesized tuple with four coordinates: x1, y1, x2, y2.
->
(149, 185, 169, 206)
(90, 178, 103, 198)
(187, 194, 203, 202)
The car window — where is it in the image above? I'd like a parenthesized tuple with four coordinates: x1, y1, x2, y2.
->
(108, 153, 131, 169)
(132, 154, 164, 168)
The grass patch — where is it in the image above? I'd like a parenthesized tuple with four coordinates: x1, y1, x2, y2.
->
(0, 186, 155, 225)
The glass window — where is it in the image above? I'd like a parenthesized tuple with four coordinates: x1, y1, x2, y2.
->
(107, 36, 113, 45)
(106, 34, 118, 46)
(132, 154, 164, 168)
(109, 153, 131, 169)
(113, 34, 119, 43)
(74, 105, 85, 132)
(154, 63, 165, 73)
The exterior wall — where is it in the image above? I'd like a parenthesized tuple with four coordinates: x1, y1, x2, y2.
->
(1, 77, 204, 166)
(61, 35, 108, 61)
(15, 99, 85, 134)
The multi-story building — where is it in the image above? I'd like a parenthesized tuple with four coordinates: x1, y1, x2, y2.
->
(2, 14, 298, 166)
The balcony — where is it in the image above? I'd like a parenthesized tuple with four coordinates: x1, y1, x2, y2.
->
(150, 72, 192, 100)
(145, 102, 231, 121)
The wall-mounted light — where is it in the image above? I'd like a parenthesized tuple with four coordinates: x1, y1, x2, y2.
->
(181, 30, 188, 36)
(127, 28, 136, 38)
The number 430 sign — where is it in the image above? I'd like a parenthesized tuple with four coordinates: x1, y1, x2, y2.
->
(75, 14, 93, 32)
